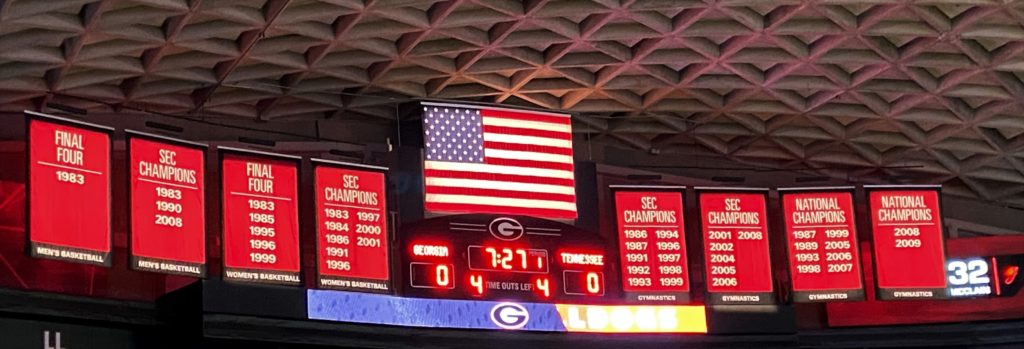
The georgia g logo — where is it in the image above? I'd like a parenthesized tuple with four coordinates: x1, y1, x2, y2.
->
(489, 217, 524, 241)
(490, 302, 529, 330)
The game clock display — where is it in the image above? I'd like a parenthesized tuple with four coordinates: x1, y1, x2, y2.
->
(400, 215, 611, 301)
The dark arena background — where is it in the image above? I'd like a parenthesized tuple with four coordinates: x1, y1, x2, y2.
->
(1, 1, 1024, 348)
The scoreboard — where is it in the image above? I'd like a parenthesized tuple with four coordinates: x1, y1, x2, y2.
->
(611, 186, 690, 303)
(399, 215, 610, 301)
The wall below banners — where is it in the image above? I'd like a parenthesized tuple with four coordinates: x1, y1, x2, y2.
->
(827, 235, 1024, 327)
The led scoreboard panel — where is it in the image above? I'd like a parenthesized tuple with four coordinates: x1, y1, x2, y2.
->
(128, 132, 207, 276)
(27, 112, 113, 266)
(780, 188, 864, 302)
(400, 215, 612, 301)
(697, 189, 774, 305)
(868, 186, 948, 300)
(313, 159, 391, 292)
(220, 148, 301, 285)
(612, 187, 690, 303)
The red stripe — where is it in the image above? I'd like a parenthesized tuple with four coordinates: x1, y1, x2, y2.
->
(425, 202, 577, 220)
(425, 186, 576, 203)
(484, 158, 575, 172)
(482, 109, 571, 125)
(424, 169, 574, 187)
(484, 141, 573, 156)
(482, 125, 571, 140)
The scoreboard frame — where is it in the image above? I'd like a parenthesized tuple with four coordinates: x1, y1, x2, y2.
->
(25, 111, 115, 266)
(125, 130, 209, 277)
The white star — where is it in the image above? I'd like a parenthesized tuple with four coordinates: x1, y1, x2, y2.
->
(434, 108, 438, 112)
(459, 157, 463, 161)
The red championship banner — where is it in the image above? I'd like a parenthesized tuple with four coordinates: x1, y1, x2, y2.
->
(697, 188, 774, 305)
(220, 147, 301, 285)
(867, 186, 947, 300)
(780, 188, 864, 302)
(128, 131, 207, 276)
(611, 186, 690, 303)
(27, 112, 113, 266)
(313, 159, 391, 292)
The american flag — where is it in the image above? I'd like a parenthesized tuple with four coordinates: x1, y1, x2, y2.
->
(421, 102, 577, 220)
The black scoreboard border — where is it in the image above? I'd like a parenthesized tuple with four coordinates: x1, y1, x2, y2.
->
(125, 130, 209, 278)
(863, 184, 950, 301)
(24, 111, 115, 267)
(777, 186, 866, 303)
(694, 187, 776, 305)
(217, 146, 304, 286)
(310, 158, 395, 294)
(608, 185, 692, 304)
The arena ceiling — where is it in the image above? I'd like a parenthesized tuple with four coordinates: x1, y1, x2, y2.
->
(1, 0, 1024, 207)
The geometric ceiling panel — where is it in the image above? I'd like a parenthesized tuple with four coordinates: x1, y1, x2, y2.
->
(2, 0, 1024, 206)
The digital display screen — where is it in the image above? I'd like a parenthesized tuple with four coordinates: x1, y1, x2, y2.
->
(780, 189, 864, 302)
(313, 160, 391, 292)
(697, 190, 774, 304)
(128, 133, 206, 276)
(419, 102, 577, 221)
(220, 149, 301, 285)
(400, 215, 610, 301)
(612, 188, 690, 303)
(309, 289, 708, 333)
(868, 187, 947, 300)
(27, 114, 112, 266)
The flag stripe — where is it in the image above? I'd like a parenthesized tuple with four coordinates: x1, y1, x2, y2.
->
(482, 125, 572, 140)
(426, 186, 576, 203)
(483, 141, 573, 156)
(481, 108, 571, 125)
(424, 161, 573, 179)
(484, 157, 574, 172)
(423, 169, 574, 187)
(424, 193, 577, 211)
(482, 119, 572, 135)
(425, 177, 576, 195)
(485, 149, 573, 164)
(483, 133, 572, 149)
(425, 202, 577, 220)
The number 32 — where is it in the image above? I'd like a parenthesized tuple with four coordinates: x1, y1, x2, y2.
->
(947, 259, 989, 286)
